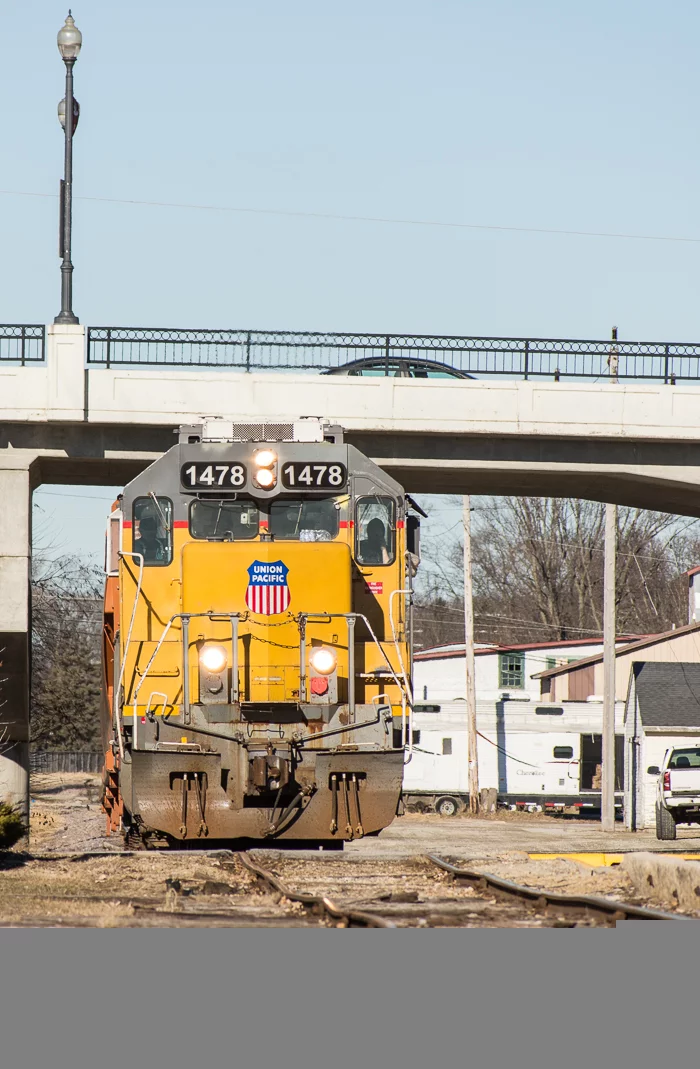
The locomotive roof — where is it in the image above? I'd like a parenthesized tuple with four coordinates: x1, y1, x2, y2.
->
(119, 433, 404, 504)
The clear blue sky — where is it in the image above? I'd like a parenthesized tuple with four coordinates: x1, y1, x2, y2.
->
(8, 1, 700, 558)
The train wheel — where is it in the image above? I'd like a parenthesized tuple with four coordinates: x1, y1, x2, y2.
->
(435, 796, 459, 817)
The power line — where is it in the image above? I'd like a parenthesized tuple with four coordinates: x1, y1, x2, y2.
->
(414, 608, 615, 635)
(34, 490, 116, 502)
(3, 187, 700, 247)
(422, 531, 700, 567)
(507, 534, 695, 567)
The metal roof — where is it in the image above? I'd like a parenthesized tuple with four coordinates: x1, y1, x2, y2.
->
(414, 635, 643, 662)
(632, 661, 700, 728)
(532, 627, 692, 679)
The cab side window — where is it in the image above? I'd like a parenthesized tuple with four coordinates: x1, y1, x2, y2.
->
(133, 497, 173, 566)
(356, 497, 395, 566)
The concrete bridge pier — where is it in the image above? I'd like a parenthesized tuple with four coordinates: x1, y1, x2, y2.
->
(0, 459, 32, 820)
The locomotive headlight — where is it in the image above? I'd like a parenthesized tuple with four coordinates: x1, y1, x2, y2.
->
(200, 645, 228, 673)
(309, 647, 337, 675)
(253, 449, 277, 489)
(254, 467, 276, 488)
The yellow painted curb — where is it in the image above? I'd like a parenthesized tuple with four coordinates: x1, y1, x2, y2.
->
(528, 852, 700, 867)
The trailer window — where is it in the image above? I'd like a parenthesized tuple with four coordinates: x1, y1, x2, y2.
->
(189, 499, 259, 540)
(132, 497, 173, 566)
(269, 498, 339, 541)
(442, 738, 452, 755)
(553, 746, 574, 759)
(356, 498, 395, 565)
(668, 748, 700, 769)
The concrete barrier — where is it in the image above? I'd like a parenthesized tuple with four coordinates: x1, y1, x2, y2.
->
(622, 852, 700, 911)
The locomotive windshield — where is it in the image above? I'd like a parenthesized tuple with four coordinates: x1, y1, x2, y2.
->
(189, 499, 259, 540)
(188, 496, 341, 541)
(270, 497, 339, 541)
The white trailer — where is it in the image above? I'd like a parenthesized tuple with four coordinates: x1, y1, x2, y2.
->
(402, 700, 625, 816)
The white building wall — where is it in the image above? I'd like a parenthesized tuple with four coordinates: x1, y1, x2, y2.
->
(415, 642, 608, 703)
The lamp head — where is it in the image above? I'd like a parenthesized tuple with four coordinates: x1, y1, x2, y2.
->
(57, 11, 82, 61)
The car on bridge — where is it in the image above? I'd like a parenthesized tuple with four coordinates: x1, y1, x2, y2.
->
(324, 356, 473, 379)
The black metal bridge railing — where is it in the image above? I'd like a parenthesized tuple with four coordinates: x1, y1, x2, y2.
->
(86, 326, 700, 382)
(0, 325, 45, 364)
(7, 324, 700, 381)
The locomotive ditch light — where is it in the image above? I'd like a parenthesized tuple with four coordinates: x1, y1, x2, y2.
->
(309, 647, 337, 676)
(199, 645, 228, 673)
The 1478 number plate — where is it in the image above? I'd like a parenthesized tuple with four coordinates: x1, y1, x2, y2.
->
(181, 462, 247, 488)
(281, 462, 347, 489)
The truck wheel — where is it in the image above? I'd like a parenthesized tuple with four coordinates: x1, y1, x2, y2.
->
(656, 803, 677, 841)
(435, 796, 460, 817)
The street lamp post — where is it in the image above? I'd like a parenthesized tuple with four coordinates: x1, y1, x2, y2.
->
(55, 11, 82, 325)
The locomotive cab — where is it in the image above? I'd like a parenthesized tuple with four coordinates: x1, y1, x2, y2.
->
(101, 419, 417, 846)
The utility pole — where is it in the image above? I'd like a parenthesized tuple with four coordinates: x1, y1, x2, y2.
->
(463, 496, 479, 813)
(602, 501, 617, 831)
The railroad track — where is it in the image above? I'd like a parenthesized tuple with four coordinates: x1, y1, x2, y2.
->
(0, 850, 688, 927)
(427, 856, 683, 925)
(238, 853, 396, 928)
(239, 852, 685, 928)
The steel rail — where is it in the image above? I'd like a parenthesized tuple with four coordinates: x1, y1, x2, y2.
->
(426, 855, 686, 922)
(238, 852, 396, 928)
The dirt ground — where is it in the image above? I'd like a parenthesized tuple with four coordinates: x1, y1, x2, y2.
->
(28, 773, 120, 854)
(347, 808, 700, 860)
(1, 774, 696, 926)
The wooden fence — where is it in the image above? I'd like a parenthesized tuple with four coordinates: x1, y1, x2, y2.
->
(30, 752, 103, 774)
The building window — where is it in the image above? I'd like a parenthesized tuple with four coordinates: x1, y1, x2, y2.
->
(499, 652, 524, 689)
(442, 738, 452, 755)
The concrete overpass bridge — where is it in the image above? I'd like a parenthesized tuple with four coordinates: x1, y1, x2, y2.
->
(4, 321, 700, 813)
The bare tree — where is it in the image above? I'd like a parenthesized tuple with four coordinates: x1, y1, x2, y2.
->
(31, 551, 103, 751)
(414, 497, 700, 648)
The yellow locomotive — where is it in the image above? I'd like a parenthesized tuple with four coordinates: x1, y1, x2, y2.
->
(101, 419, 420, 846)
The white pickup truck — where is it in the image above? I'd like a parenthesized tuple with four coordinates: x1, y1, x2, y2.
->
(648, 747, 700, 840)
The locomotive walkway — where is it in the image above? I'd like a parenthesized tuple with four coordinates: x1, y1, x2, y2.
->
(4, 321, 700, 812)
